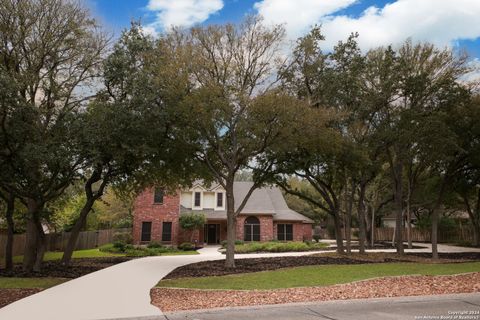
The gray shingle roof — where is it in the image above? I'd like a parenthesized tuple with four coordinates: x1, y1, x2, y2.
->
(181, 181, 314, 223)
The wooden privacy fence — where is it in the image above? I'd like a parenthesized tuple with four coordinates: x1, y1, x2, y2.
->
(0, 228, 131, 261)
(374, 226, 474, 243)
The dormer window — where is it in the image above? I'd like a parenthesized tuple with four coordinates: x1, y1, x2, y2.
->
(154, 188, 164, 204)
(194, 191, 201, 207)
(216, 192, 223, 208)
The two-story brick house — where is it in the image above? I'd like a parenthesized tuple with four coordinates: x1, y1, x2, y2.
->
(132, 181, 314, 245)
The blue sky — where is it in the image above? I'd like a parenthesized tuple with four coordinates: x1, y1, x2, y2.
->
(87, 0, 480, 59)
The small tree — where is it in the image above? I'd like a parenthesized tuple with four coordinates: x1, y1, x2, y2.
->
(179, 213, 206, 243)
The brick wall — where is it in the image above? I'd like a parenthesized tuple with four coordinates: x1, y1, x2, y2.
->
(273, 221, 313, 241)
(132, 188, 180, 245)
(236, 215, 274, 242)
(303, 223, 313, 241)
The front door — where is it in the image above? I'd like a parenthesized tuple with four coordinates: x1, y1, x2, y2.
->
(206, 224, 218, 244)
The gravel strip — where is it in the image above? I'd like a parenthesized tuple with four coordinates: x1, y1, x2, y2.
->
(151, 272, 480, 312)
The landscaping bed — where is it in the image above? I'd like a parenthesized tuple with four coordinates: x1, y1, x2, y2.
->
(163, 256, 380, 279)
(230, 241, 329, 253)
(162, 252, 479, 280)
(152, 272, 480, 312)
(0, 257, 132, 279)
(0, 288, 42, 308)
(0, 277, 68, 309)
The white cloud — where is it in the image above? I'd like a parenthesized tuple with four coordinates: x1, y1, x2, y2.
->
(254, 0, 357, 40)
(254, 0, 480, 52)
(146, 0, 223, 30)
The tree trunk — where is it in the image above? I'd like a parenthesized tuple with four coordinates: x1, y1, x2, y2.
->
(225, 181, 236, 268)
(473, 225, 480, 247)
(406, 180, 413, 249)
(61, 198, 95, 266)
(23, 199, 43, 272)
(33, 218, 46, 272)
(333, 208, 344, 254)
(365, 206, 372, 247)
(357, 181, 367, 254)
(431, 178, 447, 260)
(393, 159, 404, 255)
(371, 205, 375, 247)
(5, 193, 15, 271)
(344, 182, 354, 254)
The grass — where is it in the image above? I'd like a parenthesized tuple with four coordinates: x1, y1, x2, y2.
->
(12, 248, 125, 264)
(11, 244, 198, 264)
(0, 277, 68, 289)
(234, 241, 329, 253)
(157, 262, 480, 290)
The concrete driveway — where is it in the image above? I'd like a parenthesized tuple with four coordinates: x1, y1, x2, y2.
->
(0, 243, 478, 320)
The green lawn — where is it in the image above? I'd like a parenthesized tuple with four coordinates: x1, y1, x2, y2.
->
(12, 246, 198, 264)
(157, 262, 480, 290)
(12, 248, 125, 264)
(0, 277, 68, 289)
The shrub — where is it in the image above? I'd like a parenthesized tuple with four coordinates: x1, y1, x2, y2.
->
(220, 240, 227, 248)
(112, 231, 133, 245)
(147, 241, 163, 249)
(178, 242, 195, 251)
(113, 241, 126, 252)
(234, 241, 328, 253)
(313, 234, 321, 242)
(235, 240, 244, 245)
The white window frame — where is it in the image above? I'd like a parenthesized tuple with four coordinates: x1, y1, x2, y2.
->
(192, 190, 203, 210)
(215, 191, 225, 210)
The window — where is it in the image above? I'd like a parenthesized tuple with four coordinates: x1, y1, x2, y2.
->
(154, 188, 164, 204)
(244, 216, 260, 241)
(162, 222, 172, 242)
(277, 224, 293, 241)
(194, 192, 201, 207)
(216, 192, 223, 207)
(141, 222, 152, 242)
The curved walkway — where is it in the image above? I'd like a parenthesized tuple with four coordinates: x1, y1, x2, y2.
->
(0, 243, 479, 320)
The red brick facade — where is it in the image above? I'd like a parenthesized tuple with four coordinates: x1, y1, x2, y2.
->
(133, 188, 313, 245)
(132, 188, 181, 245)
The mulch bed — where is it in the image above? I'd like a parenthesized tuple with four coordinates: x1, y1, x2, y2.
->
(151, 272, 480, 312)
(0, 257, 132, 278)
(0, 288, 43, 309)
(163, 256, 386, 279)
(163, 252, 480, 280)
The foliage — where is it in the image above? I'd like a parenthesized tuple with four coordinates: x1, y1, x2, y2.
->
(112, 231, 133, 244)
(221, 240, 244, 247)
(147, 242, 164, 249)
(234, 241, 329, 253)
(178, 242, 196, 251)
(0, 0, 109, 271)
(100, 243, 198, 256)
(179, 213, 206, 231)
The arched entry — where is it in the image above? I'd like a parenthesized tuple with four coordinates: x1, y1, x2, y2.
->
(244, 216, 260, 241)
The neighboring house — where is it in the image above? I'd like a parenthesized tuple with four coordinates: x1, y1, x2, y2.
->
(132, 181, 314, 245)
(382, 213, 417, 228)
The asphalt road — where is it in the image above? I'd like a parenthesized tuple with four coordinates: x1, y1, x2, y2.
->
(157, 293, 480, 320)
